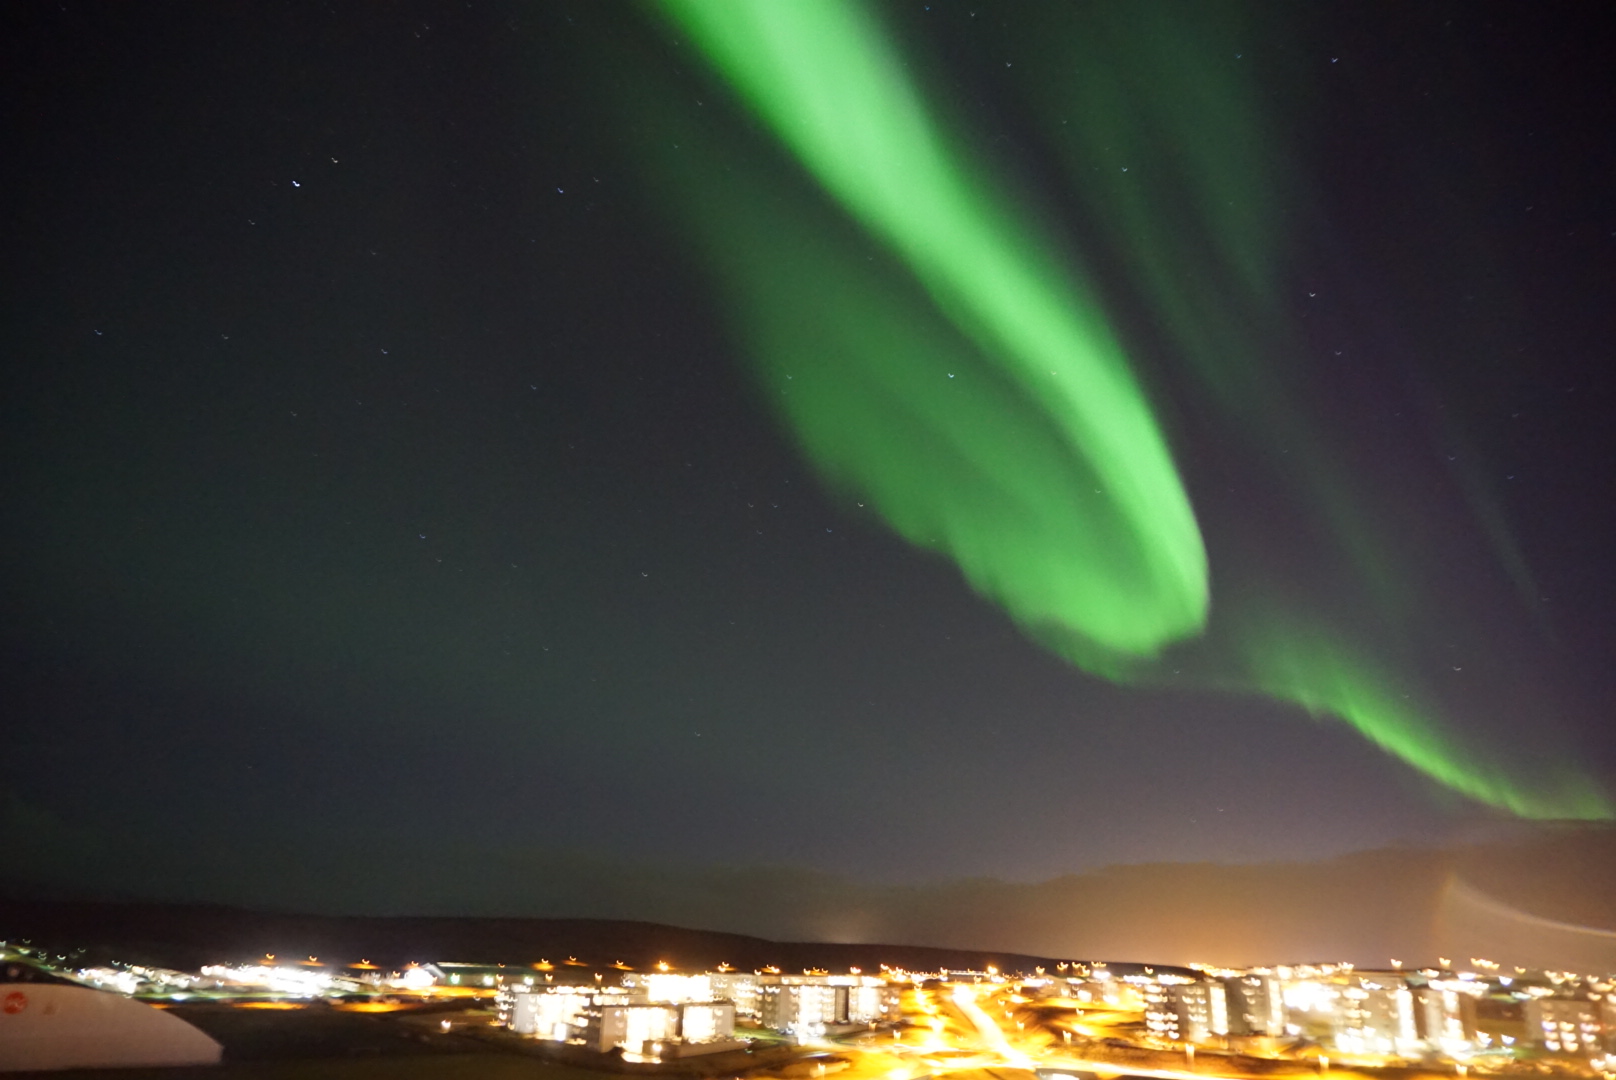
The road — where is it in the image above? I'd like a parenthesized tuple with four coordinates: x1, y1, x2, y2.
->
(948, 984, 1033, 1068)
(830, 984, 1349, 1080)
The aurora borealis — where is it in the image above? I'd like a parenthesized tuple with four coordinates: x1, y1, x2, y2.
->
(4, 1, 1616, 917)
(648, 0, 1608, 819)
(655, 0, 1207, 668)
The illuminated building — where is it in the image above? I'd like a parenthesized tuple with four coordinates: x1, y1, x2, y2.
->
(1222, 974, 1284, 1036)
(620, 971, 768, 1021)
(508, 986, 622, 1039)
(622, 973, 711, 1003)
(1334, 981, 1417, 1056)
(394, 965, 437, 992)
(760, 979, 840, 1037)
(1073, 977, 1144, 1011)
(1144, 978, 1227, 1044)
(618, 972, 771, 1021)
(1279, 976, 1343, 1040)
(431, 962, 508, 989)
(758, 974, 898, 1036)
(588, 1001, 680, 1054)
(585, 1000, 739, 1059)
(1524, 998, 1603, 1057)
(1413, 982, 1478, 1052)
(505, 987, 740, 1059)
(675, 1002, 736, 1045)
(708, 972, 761, 1018)
(196, 962, 356, 997)
(847, 980, 899, 1024)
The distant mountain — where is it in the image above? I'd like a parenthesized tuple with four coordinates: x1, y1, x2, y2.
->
(6, 823, 1614, 972)
(870, 823, 1616, 970)
(0, 901, 1075, 974)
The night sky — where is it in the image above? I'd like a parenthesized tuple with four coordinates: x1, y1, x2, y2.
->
(5, 2, 1616, 917)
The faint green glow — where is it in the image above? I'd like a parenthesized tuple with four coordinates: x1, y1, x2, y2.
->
(1242, 624, 1612, 819)
(1017, 2, 1420, 626)
(657, 0, 1206, 666)
(648, 0, 1610, 819)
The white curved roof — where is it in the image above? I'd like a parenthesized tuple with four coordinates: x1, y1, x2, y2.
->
(0, 983, 222, 1072)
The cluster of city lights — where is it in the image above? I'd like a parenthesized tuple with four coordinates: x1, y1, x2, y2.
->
(6, 938, 1615, 1076)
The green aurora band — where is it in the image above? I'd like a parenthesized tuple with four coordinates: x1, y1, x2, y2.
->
(650, 0, 1611, 819)
(657, 0, 1207, 668)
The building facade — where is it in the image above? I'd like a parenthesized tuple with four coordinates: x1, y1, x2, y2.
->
(1223, 975, 1285, 1037)
(1334, 983, 1418, 1056)
(1524, 998, 1604, 1058)
(757, 975, 898, 1036)
(1145, 980, 1228, 1044)
(709, 973, 762, 1019)
(1414, 983, 1479, 1052)
(506, 987, 739, 1059)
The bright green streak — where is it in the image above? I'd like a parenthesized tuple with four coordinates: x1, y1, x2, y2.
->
(646, 0, 1609, 817)
(1243, 625, 1613, 819)
(658, 0, 1207, 663)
